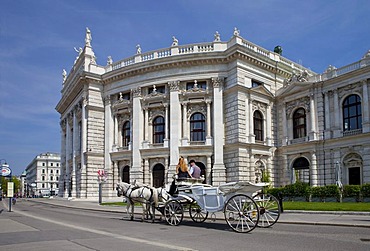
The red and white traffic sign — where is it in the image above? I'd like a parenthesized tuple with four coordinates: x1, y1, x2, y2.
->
(1, 166, 12, 177)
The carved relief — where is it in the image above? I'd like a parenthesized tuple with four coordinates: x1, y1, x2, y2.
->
(168, 81, 180, 91)
(285, 97, 310, 117)
(343, 153, 362, 167)
(252, 101, 267, 114)
(132, 87, 141, 98)
(187, 104, 206, 119)
(338, 83, 362, 100)
(149, 108, 165, 122)
(212, 77, 224, 88)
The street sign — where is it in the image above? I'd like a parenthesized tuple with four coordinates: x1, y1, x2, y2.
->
(1, 165, 12, 177)
(7, 182, 14, 197)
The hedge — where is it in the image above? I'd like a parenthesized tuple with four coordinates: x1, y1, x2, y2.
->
(266, 183, 370, 202)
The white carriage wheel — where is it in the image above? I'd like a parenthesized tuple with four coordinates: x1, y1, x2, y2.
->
(164, 200, 184, 226)
(252, 193, 281, 228)
(224, 194, 259, 233)
(189, 201, 208, 223)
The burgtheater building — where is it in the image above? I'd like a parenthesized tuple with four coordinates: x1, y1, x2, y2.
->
(56, 28, 370, 198)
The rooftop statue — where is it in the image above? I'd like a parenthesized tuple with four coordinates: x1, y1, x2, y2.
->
(107, 56, 113, 65)
(172, 36, 178, 46)
(62, 69, 67, 83)
(136, 44, 142, 54)
(233, 27, 240, 36)
(214, 31, 221, 42)
(85, 27, 92, 46)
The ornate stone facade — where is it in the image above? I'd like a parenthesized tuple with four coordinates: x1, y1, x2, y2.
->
(56, 28, 370, 199)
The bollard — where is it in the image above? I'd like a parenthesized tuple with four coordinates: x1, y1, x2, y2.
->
(277, 192, 284, 213)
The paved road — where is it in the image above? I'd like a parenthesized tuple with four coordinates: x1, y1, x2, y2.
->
(1, 198, 370, 251)
(19, 197, 370, 228)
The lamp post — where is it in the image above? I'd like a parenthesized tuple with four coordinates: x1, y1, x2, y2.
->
(1, 159, 13, 212)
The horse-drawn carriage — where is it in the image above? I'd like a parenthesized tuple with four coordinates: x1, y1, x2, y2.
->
(116, 178, 281, 233)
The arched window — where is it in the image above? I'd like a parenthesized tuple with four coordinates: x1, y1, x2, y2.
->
(292, 157, 310, 184)
(122, 121, 130, 147)
(293, 108, 307, 139)
(121, 165, 130, 183)
(190, 113, 205, 141)
(153, 116, 165, 143)
(343, 94, 362, 131)
(253, 110, 264, 141)
(152, 164, 165, 188)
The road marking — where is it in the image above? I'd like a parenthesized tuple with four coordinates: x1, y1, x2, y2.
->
(14, 209, 197, 251)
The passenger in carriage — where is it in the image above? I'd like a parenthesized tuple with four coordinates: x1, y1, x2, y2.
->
(176, 156, 192, 179)
(189, 159, 201, 179)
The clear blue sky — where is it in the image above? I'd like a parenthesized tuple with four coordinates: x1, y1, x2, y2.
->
(1, 0, 369, 175)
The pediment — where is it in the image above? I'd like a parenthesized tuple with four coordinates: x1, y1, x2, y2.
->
(278, 81, 313, 96)
(251, 85, 274, 98)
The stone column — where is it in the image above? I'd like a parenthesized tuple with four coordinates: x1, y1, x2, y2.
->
(131, 87, 144, 182)
(104, 96, 114, 195)
(182, 102, 188, 146)
(211, 77, 226, 185)
(206, 156, 212, 184)
(309, 93, 317, 140)
(362, 80, 370, 132)
(144, 158, 150, 185)
(206, 100, 212, 145)
(333, 89, 341, 138)
(245, 97, 250, 142)
(282, 103, 288, 146)
(164, 104, 169, 147)
(311, 151, 318, 186)
(80, 97, 87, 198)
(71, 109, 77, 197)
(65, 116, 71, 198)
(143, 107, 149, 148)
(114, 115, 118, 149)
(324, 91, 331, 139)
(169, 81, 181, 177)
(282, 154, 289, 186)
(59, 120, 67, 197)
(266, 103, 272, 145)
(249, 99, 254, 143)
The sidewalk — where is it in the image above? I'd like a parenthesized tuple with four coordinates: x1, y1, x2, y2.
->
(21, 197, 370, 228)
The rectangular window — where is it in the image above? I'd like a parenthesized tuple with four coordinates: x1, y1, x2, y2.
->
(51, 163, 53, 167)
(42, 169, 45, 174)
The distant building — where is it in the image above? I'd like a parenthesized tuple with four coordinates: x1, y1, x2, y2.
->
(25, 152, 61, 197)
(56, 28, 370, 199)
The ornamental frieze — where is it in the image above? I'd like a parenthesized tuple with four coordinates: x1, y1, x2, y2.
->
(285, 96, 310, 116)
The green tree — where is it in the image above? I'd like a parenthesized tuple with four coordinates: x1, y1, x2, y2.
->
(0, 176, 21, 196)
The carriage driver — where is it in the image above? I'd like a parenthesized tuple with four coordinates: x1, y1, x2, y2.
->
(189, 159, 201, 179)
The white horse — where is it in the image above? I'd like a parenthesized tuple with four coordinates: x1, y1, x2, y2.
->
(116, 182, 158, 222)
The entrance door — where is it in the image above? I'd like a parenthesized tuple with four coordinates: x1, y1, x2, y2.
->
(152, 164, 165, 188)
(348, 167, 361, 185)
(121, 166, 130, 183)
